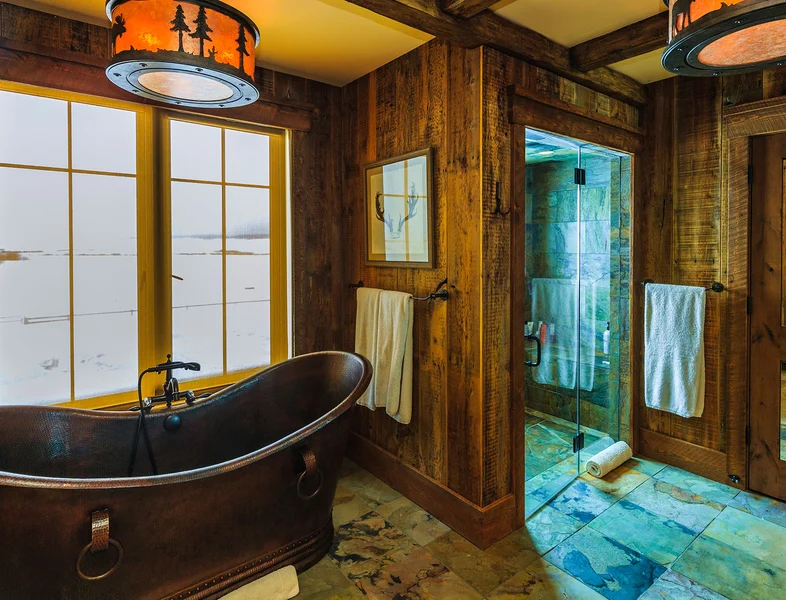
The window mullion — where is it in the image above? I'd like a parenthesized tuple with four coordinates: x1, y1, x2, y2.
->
(67, 101, 76, 404)
(221, 127, 228, 376)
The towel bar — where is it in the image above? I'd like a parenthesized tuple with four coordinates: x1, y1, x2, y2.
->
(349, 279, 449, 302)
(639, 279, 725, 293)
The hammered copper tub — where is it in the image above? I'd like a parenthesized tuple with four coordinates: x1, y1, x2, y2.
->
(0, 351, 371, 600)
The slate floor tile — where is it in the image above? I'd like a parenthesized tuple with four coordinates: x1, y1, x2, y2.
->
(672, 535, 786, 600)
(589, 498, 700, 565)
(638, 569, 729, 600)
(511, 504, 584, 555)
(545, 479, 618, 523)
(623, 478, 723, 532)
(487, 557, 606, 600)
(728, 490, 786, 529)
(376, 496, 450, 547)
(424, 531, 538, 596)
(702, 507, 786, 571)
(653, 466, 740, 506)
(544, 526, 666, 600)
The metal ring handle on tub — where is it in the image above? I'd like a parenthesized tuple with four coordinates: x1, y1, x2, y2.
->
(296, 447, 324, 500)
(76, 509, 124, 581)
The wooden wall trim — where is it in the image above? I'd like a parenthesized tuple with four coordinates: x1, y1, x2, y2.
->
(508, 92, 643, 153)
(510, 84, 644, 136)
(639, 428, 728, 482)
(346, 433, 517, 549)
(724, 95, 786, 138)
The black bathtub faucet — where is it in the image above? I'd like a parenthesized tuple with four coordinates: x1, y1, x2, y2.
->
(128, 355, 202, 477)
(146, 354, 201, 409)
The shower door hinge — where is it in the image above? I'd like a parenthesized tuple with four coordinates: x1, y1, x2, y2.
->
(574, 168, 586, 186)
(573, 432, 585, 453)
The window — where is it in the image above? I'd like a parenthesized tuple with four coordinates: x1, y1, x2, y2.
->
(163, 115, 288, 386)
(0, 82, 288, 407)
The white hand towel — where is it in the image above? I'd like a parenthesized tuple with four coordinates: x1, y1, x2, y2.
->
(222, 565, 299, 600)
(374, 290, 413, 424)
(355, 287, 381, 410)
(644, 283, 706, 418)
(585, 441, 633, 478)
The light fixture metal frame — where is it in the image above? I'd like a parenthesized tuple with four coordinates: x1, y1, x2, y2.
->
(105, 0, 261, 108)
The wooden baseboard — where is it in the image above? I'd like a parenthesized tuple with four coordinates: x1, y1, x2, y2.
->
(638, 428, 737, 487)
(346, 433, 516, 549)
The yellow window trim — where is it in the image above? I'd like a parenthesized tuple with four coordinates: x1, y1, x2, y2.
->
(0, 79, 289, 411)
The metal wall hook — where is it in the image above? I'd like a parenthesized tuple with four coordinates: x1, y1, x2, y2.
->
(493, 181, 511, 217)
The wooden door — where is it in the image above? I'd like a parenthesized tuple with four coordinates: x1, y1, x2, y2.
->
(750, 133, 786, 500)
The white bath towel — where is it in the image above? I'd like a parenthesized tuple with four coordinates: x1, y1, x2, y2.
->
(644, 283, 705, 418)
(355, 288, 414, 424)
(585, 441, 633, 478)
(355, 287, 381, 410)
(222, 565, 298, 600)
(531, 278, 596, 391)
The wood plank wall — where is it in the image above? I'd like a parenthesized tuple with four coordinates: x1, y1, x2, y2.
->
(341, 41, 640, 515)
(0, 2, 345, 357)
(341, 40, 484, 505)
(635, 69, 786, 486)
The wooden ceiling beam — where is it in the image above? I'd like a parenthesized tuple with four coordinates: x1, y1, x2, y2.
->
(570, 12, 669, 72)
(344, 0, 647, 106)
(442, 0, 499, 19)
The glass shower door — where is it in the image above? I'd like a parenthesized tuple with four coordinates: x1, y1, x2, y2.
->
(523, 130, 582, 516)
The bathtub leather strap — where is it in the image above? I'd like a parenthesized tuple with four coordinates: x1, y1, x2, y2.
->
(90, 509, 110, 554)
(296, 447, 323, 500)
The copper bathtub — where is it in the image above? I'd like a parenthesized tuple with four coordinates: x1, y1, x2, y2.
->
(0, 351, 371, 599)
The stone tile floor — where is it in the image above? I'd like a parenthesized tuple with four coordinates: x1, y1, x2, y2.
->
(292, 456, 786, 600)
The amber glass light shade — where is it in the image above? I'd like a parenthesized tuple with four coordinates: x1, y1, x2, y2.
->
(106, 0, 259, 108)
(662, 0, 786, 76)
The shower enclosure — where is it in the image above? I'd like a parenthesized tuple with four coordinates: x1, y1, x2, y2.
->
(523, 128, 631, 517)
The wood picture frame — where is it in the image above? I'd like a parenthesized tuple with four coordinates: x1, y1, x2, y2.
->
(364, 148, 434, 268)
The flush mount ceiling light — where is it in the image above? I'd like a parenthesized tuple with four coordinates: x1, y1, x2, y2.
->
(662, 0, 786, 76)
(105, 0, 260, 108)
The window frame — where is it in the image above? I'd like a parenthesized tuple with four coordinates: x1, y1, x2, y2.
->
(0, 80, 289, 410)
(158, 111, 289, 393)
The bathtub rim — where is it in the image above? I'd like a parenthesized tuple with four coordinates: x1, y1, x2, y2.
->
(0, 351, 372, 490)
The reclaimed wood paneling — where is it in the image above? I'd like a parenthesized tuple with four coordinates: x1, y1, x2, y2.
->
(636, 68, 786, 487)
(341, 40, 475, 501)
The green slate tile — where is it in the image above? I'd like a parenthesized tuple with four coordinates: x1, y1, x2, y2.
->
(653, 467, 740, 506)
(729, 490, 786, 529)
(702, 507, 786, 571)
(623, 478, 723, 532)
(589, 499, 700, 566)
(513, 505, 584, 555)
(336, 469, 401, 508)
(622, 456, 666, 477)
(487, 558, 606, 600)
(544, 479, 618, 524)
(544, 526, 666, 600)
(673, 535, 786, 600)
(638, 570, 729, 600)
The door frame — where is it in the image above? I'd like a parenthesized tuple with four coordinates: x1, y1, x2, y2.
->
(509, 90, 643, 527)
(723, 96, 786, 490)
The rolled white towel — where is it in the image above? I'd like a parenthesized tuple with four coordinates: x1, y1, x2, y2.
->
(223, 565, 299, 600)
(585, 441, 633, 478)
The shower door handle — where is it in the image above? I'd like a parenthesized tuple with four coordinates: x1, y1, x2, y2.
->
(524, 334, 542, 367)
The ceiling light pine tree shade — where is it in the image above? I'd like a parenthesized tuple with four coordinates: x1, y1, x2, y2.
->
(662, 0, 786, 75)
(105, 0, 260, 107)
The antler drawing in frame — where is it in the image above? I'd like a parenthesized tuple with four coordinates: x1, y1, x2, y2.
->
(375, 182, 420, 240)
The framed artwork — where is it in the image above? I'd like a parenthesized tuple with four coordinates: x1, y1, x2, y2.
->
(364, 148, 433, 268)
